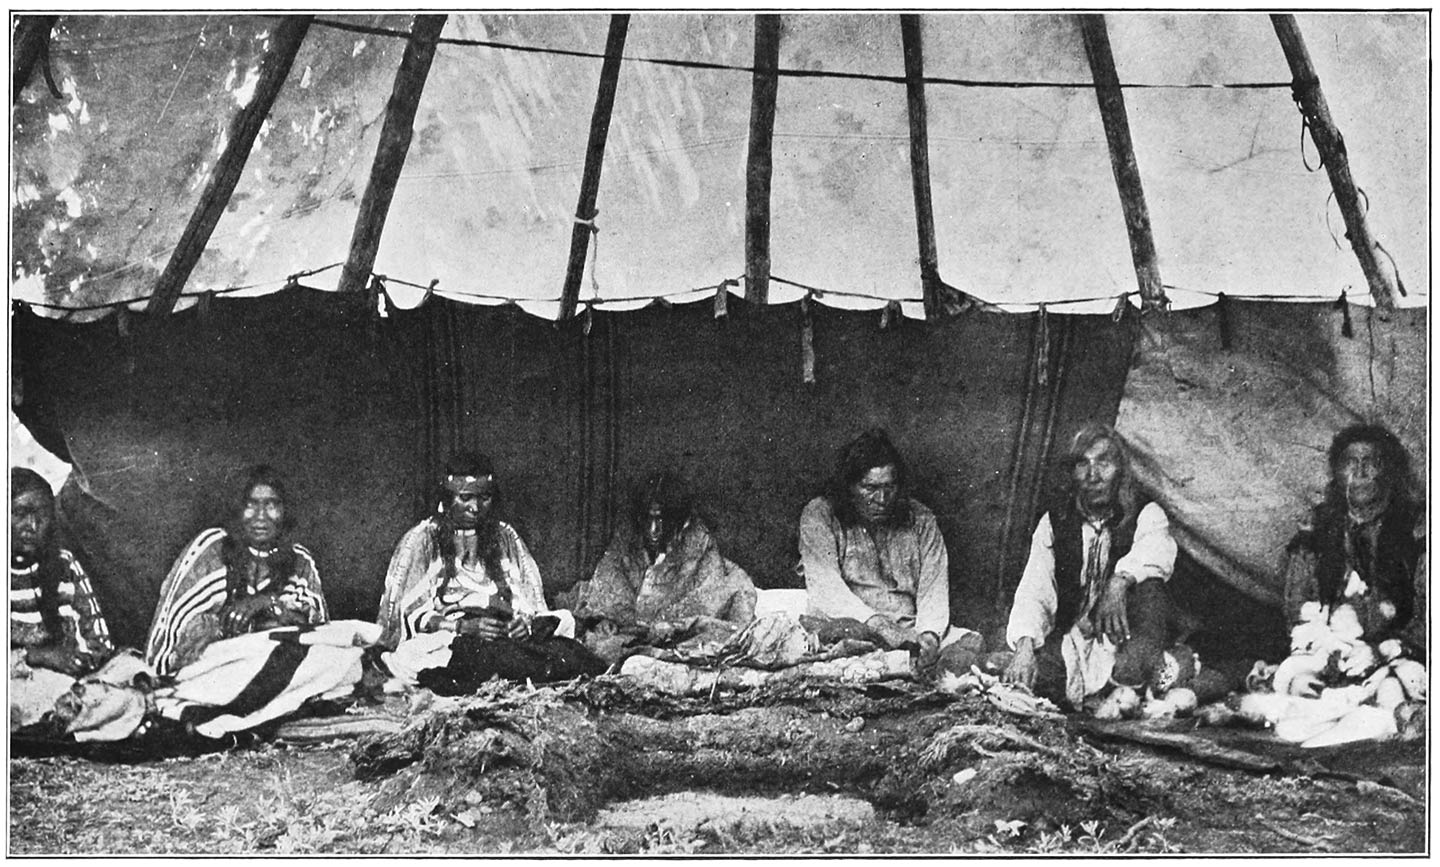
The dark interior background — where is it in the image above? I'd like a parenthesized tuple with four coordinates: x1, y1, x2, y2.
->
(17, 289, 1145, 651)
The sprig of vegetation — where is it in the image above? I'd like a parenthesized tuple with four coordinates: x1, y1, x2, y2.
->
(980, 815, 1181, 854)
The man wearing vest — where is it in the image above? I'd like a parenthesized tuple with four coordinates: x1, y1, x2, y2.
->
(999, 423, 1194, 710)
(1281, 423, 1425, 667)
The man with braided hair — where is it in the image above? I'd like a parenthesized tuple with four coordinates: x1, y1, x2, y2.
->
(376, 451, 595, 691)
(378, 451, 568, 648)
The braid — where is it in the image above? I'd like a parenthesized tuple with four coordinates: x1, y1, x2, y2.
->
(33, 543, 68, 640)
(431, 513, 507, 599)
(433, 515, 458, 597)
(479, 523, 508, 604)
(220, 533, 249, 602)
(220, 530, 301, 603)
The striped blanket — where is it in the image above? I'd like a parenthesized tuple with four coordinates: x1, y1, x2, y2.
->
(152, 620, 376, 739)
(146, 528, 328, 677)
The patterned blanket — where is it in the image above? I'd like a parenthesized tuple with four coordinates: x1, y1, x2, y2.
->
(151, 620, 375, 739)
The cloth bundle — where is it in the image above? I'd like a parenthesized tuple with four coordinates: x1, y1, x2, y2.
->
(152, 620, 376, 739)
(1211, 602, 1425, 747)
(414, 634, 608, 696)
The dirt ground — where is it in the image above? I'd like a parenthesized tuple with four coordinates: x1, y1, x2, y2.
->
(7, 679, 1427, 855)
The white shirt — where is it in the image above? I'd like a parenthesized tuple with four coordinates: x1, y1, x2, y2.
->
(1006, 502, 1176, 703)
(1007, 501, 1176, 648)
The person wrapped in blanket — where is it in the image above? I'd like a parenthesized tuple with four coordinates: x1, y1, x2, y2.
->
(560, 471, 758, 662)
(992, 423, 1228, 716)
(1225, 423, 1426, 746)
(141, 466, 372, 740)
(146, 465, 328, 675)
(10, 468, 115, 731)
(800, 428, 984, 679)
(376, 451, 604, 694)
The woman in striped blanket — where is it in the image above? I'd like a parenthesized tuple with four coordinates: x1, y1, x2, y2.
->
(141, 466, 368, 739)
(145, 465, 328, 677)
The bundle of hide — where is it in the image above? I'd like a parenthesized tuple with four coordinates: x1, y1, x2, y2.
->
(1197, 602, 1425, 747)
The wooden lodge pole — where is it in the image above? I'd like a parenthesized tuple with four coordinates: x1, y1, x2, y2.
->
(12, 15, 58, 103)
(559, 15, 630, 321)
(146, 16, 311, 316)
(1271, 15, 1400, 310)
(338, 15, 448, 295)
(900, 15, 944, 320)
(1078, 14, 1167, 311)
(745, 15, 782, 305)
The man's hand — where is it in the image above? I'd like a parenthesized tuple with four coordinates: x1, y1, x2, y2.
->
(506, 615, 533, 641)
(1096, 574, 1135, 645)
(916, 631, 941, 670)
(25, 644, 86, 677)
(456, 614, 508, 641)
(269, 604, 310, 628)
(865, 614, 917, 649)
(219, 594, 274, 637)
(1001, 637, 1037, 689)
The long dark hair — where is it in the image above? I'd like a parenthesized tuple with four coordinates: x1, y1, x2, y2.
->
(1324, 423, 1415, 510)
(220, 464, 299, 602)
(432, 451, 506, 597)
(11, 468, 67, 638)
(825, 428, 912, 528)
(1310, 423, 1421, 623)
(627, 471, 694, 543)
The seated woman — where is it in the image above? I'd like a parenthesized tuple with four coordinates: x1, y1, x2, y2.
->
(1281, 423, 1424, 657)
(142, 466, 366, 739)
(1231, 423, 1427, 746)
(10, 468, 115, 731)
(563, 471, 757, 662)
(145, 465, 328, 676)
(377, 451, 601, 692)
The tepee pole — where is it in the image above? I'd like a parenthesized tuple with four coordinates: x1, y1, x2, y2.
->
(1078, 14, 1166, 312)
(559, 14, 629, 321)
(338, 15, 447, 295)
(745, 15, 782, 305)
(900, 15, 943, 320)
(1271, 15, 1400, 310)
(146, 16, 311, 317)
(12, 15, 58, 103)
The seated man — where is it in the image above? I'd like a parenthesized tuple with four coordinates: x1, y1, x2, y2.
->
(800, 428, 982, 677)
(11, 468, 115, 730)
(145, 465, 328, 677)
(1282, 423, 1424, 655)
(377, 451, 598, 691)
(999, 423, 1210, 710)
(564, 472, 757, 660)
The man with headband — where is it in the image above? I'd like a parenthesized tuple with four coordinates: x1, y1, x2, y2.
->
(376, 451, 585, 689)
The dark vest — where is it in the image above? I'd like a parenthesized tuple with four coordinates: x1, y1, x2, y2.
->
(1048, 497, 1144, 636)
(1306, 498, 1422, 633)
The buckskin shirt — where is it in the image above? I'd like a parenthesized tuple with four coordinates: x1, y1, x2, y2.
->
(800, 495, 961, 642)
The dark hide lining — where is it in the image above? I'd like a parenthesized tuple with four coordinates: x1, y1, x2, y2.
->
(13, 291, 1132, 649)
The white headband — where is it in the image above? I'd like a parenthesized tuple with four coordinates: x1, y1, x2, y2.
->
(445, 474, 493, 489)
